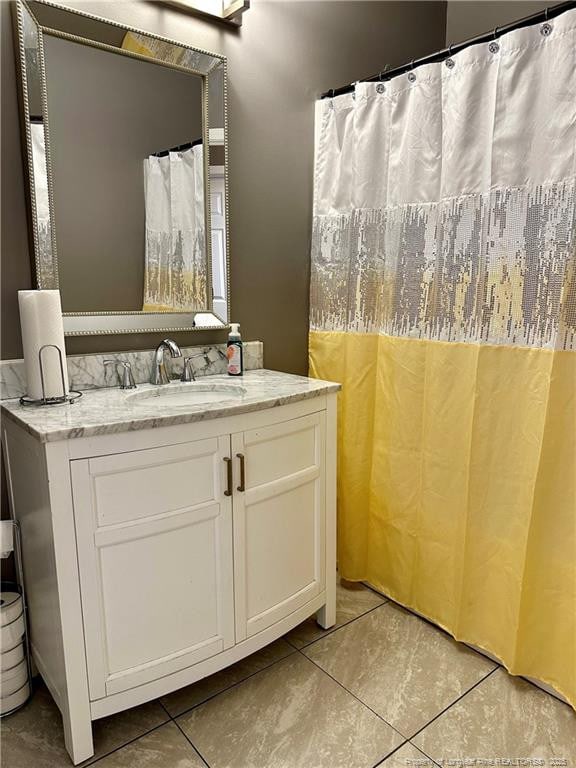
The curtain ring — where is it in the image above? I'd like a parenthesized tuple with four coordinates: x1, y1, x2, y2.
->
(540, 11, 553, 36)
(493, 25, 499, 40)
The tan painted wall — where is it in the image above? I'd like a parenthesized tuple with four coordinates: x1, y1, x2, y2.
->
(1, 0, 447, 374)
(446, 1, 548, 43)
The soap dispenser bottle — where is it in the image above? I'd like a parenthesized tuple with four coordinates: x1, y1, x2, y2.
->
(227, 323, 243, 376)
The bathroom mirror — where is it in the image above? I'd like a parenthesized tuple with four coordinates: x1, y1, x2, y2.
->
(14, 0, 229, 335)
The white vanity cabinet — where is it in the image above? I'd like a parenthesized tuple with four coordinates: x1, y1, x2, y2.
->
(71, 436, 236, 698)
(1, 386, 337, 765)
(232, 412, 326, 640)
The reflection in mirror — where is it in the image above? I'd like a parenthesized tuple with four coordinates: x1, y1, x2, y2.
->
(42, 32, 207, 314)
(19, 2, 56, 286)
(29, 122, 51, 275)
(14, 0, 229, 334)
(142, 142, 206, 312)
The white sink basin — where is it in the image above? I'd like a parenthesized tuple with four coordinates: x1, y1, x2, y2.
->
(127, 382, 247, 408)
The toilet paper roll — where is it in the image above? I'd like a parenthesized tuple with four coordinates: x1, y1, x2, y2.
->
(1, 659, 28, 697)
(0, 680, 30, 715)
(1, 593, 23, 627)
(0, 613, 24, 651)
(1, 641, 24, 671)
(0, 522, 13, 559)
(18, 290, 69, 400)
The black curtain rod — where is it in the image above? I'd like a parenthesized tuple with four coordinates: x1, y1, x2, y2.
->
(321, 0, 576, 99)
(153, 138, 202, 157)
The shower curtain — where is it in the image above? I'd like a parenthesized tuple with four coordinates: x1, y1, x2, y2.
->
(310, 11, 576, 706)
(143, 144, 207, 311)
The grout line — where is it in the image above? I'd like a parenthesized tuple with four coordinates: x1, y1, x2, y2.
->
(301, 626, 500, 745)
(361, 581, 390, 601)
(288, 599, 390, 651)
(510, 671, 571, 706)
(362, 589, 570, 716)
(406, 740, 443, 768)
(158, 697, 174, 721)
(172, 597, 390, 720)
(371, 738, 443, 768)
(88, 605, 494, 768)
(87, 719, 174, 767)
(370, 738, 410, 768)
(363, 592, 569, 707)
(173, 716, 212, 768)
(299, 648, 407, 742)
(160, 602, 398, 765)
(408, 665, 499, 744)
(166, 646, 298, 720)
(361, 587, 504, 671)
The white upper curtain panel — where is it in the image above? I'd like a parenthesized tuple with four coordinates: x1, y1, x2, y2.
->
(310, 9, 576, 349)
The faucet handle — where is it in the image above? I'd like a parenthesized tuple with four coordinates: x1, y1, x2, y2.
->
(181, 357, 196, 382)
(104, 360, 137, 390)
(180, 351, 213, 382)
(118, 361, 136, 390)
(103, 359, 117, 386)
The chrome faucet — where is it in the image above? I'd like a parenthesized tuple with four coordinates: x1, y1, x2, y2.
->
(151, 338, 182, 385)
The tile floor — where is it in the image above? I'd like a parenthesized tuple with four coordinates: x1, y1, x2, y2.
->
(3, 581, 575, 768)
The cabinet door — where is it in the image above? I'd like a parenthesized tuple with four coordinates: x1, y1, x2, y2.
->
(71, 436, 234, 698)
(232, 412, 326, 640)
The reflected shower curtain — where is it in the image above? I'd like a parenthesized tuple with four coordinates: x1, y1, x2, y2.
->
(29, 121, 53, 282)
(143, 144, 206, 311)
(310, 11, 576, 706)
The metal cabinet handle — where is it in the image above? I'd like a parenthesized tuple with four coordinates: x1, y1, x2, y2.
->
(223, 457, 233, 497)
(237, 453, 245, 492)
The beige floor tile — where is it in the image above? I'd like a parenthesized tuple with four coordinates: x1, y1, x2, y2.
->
(94, 722, 206, 768)
(413, 668, 576, 764)
(2, 680, 169, 768)
(304, 602, 496, 738)
(285, 580, 386, 649)
(378, 742, 439, 767)
(178, 652, 403, 768)
(161, 638, 295, 716)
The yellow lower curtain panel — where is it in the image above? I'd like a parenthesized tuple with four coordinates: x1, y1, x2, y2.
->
(310, 330, 576, 709)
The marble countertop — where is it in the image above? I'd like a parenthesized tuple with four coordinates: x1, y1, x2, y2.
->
(1, 370, 341, 443)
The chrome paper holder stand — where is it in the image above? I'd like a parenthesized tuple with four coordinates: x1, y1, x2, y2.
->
(19, 344, 82, 406)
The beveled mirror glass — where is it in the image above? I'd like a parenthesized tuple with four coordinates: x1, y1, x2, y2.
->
(14, 0, 229, 335)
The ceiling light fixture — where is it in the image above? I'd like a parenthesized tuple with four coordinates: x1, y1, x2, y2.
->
(158, 0, 250, 27)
